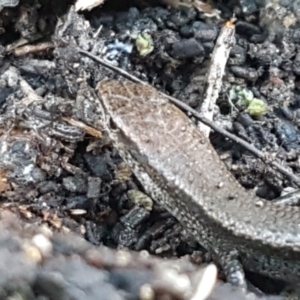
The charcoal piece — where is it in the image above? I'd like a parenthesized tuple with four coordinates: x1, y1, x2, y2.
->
(144, 7, 170, 29)
(37, 181, 59, 194)
(165, 8, 196, 30)
(230, 66, 259, 81)
(0, 87, 13, 106)
(87, 177, 102, 198)
(65, 195, 90, 210)
(274, 121, 300, 151)
(85, 221, 108, 245)
(248, 42, 280, 66)
(114, 7, 140, 33)
(236, 21, 261, 36)
(84, 153, 112, 181)
(170, 38, 204, 59)
(240, 0, 258, 15)
(236, 113, 253, 128)
(229, 45, 247, 65)
(203, 41, 214, 56)
(180, 21, 217, 41)
(62, 176, 87, 193)
(292, 53, 300, 75)
(120, 206, 150, 229)
(293, 29, 300, 43)
(112, 224, 139, 247)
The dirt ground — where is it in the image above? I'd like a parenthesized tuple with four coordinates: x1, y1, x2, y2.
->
(0, 0, 300, 299)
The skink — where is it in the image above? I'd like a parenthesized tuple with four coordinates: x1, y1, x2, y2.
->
(96, 79, 300, 288)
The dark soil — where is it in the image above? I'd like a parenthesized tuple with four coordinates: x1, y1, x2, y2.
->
(0, 0, 300, 299)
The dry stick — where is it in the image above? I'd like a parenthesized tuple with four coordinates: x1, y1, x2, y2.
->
(13, 42, 54, 57)
(62, 117, 102, 138)
(79, 49, 300, 187)
(198, 19, 236, 137)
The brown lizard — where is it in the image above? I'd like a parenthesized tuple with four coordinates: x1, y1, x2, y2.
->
(96, 79, 300, 289)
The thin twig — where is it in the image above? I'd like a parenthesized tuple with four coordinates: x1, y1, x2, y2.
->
(79, 50, 142, 83)
(198, 19, 235, 137)
(62, 117, 102, 138)
(79, 49, 300, 187)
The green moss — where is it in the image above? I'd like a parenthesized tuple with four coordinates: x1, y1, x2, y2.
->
(135, 33, 154, 56)
(229, 86, 268, 117)
(246, 98, 268, 117)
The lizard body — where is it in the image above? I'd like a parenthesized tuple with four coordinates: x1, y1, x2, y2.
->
(96, 79, 300, 287)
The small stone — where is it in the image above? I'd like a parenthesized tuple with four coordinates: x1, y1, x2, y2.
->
(170, 38, 204, 59)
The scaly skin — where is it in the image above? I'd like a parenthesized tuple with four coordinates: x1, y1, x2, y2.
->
(96, 79, 300, 287)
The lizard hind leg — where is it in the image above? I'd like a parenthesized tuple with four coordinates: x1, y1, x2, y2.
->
(215, 249, 247, 289)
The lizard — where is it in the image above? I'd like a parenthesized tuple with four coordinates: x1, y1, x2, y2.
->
(95, 79, 300, 289)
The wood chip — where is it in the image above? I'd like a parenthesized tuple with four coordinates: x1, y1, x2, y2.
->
(198, 19, 236, 137)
